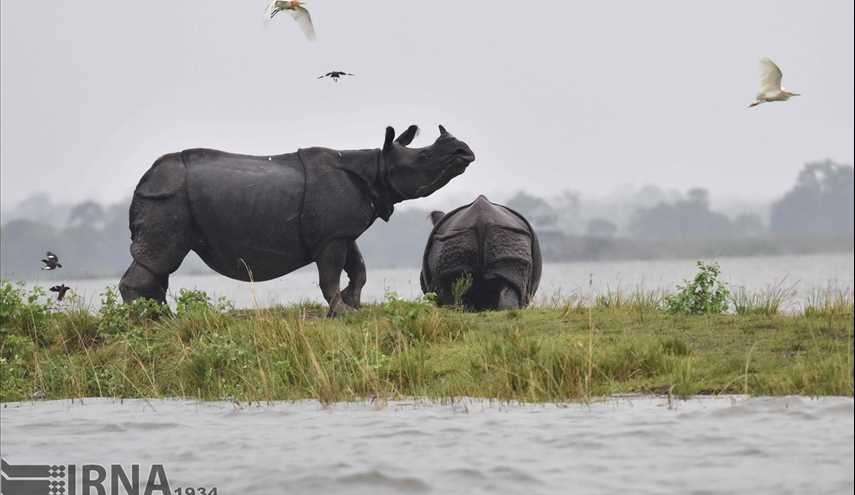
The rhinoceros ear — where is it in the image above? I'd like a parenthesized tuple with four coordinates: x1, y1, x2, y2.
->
(395, 125, 419, 146)
(383, 126, 395, 152)
(429, 210, 445, 226)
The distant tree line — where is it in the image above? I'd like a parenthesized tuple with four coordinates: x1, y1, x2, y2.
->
(1, 199, 135, 280)
(629, 188, 764, 240)
(504, 160, 853, 242)
(1, 161, 852, 279)
(769, 160, 854, 238)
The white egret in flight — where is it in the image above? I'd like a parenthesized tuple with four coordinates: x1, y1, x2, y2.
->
(265, 0, 316, 41)
(749, 58, 800, 108)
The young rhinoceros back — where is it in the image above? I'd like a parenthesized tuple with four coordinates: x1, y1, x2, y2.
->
(420, 195, 542, 310)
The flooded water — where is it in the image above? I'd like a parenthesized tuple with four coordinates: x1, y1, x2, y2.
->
(1, 396, 852, 494)
(25, 252, 854, 309)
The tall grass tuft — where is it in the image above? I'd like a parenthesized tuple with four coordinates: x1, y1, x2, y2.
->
(731, 279, 798, 316)
(803, 285, 854, 318)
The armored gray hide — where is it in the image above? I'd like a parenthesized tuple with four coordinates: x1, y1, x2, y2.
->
(120, 125, 475, 317)
(420, 195, 542, 310)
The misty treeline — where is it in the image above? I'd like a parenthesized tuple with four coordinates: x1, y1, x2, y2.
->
(1, 160, 852, 279)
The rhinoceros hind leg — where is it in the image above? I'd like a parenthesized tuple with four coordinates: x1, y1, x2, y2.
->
(316, 239, 356, 317)
(496, 284, 523, 310)
(467, 277, 523, 311)
(341, 241, 367, 308)
(119, 261, 169, 304)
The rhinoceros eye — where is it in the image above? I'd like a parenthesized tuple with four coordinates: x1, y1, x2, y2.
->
(418, 150, 433, 162)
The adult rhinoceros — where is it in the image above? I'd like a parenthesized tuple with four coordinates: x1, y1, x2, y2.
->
(420, 195, 541, 310)
(119, 125, 475, 316)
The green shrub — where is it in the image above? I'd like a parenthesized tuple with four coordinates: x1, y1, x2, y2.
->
(382, 290, 433, 331)
(182, 331, 252, 398)
(0, 280, 53, 334)
(175, 289, 212, 317)
(664, 261, 730, 315)
(175, 289, 233, 318)
(0, 333, 36, 401)
(0, 280, 22, 327)
(97, 287, 169, 335)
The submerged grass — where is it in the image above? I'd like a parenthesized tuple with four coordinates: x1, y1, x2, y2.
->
(1, 282, 852, 403)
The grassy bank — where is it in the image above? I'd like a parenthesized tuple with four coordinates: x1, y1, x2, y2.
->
(1, 280, 852, 403)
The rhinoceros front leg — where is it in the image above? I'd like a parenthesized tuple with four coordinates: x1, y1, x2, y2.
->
(341, 241, 367, 308)
(316, 238, 357, 317)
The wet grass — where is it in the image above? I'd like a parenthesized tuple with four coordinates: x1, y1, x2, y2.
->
(730, 279, 800, 316)
(1, 284, 852, 403)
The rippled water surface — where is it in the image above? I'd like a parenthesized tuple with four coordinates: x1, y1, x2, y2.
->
(1, 396, 853, 494)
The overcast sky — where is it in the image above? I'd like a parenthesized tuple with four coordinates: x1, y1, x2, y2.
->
(1, 1, 853, 211)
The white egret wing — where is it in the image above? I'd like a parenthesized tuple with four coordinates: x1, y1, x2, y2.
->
(759, 58, 783, 96)
(291, 6, 316, 40)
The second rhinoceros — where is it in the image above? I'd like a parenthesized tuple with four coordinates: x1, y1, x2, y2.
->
(420, 195, 542, 310)
(119, 125, 475, 316)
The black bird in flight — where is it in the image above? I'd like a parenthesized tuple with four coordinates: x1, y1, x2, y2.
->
(50, 284, 71, 301)
(41, 251, 62, 270)
(318, 71, 355, 82)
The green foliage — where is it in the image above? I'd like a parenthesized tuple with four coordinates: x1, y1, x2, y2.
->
(382, 290, 434, 332)
(97, 286, 127, 334)
(175, 289, 234, 318)
(0, 280, 21, 327)
(0, 280, 53, 334)
(0, 333, 36, 400)
(451, 273, 474, 308)
(127, 298, 171, 322)
(97, 287, 169, 335)
(664, 261, 731, 315)
(0, 279, 852, 402)
(175, 289, 211, 317)
(183, 330, 252, 397)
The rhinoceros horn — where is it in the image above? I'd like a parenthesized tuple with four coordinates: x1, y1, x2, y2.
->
(395, 125, 419, 146)
(438, 125, 449, 137)
(383, 126, 396, 152)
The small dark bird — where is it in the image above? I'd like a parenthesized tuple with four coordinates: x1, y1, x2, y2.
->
(41, 251, 62, 270)
(50, 284, 71, 301)
(318, 71, 355, 82)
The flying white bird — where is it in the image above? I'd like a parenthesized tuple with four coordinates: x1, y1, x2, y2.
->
(749, 58, 800, 108)
(265, 0, 316, 41)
